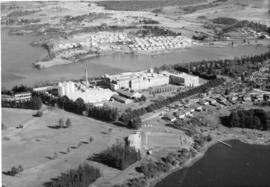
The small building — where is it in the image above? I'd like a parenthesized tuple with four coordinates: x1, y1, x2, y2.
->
(116, 89, 142, 99)
(179, 134, 194, 150)
(128, 132, 142, 151)
(111, 94, 133, 104)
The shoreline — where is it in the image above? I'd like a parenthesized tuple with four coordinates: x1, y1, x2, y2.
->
(32, 42, 267, 70)
(147, 135, 270, 187)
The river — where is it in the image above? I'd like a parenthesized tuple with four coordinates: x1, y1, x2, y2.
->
(155, 140, 270, 187)
(1, 30, 269, 89)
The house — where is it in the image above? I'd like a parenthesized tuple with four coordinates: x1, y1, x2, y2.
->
(208, 98, 217, 106)
(243, 95, 251, 101)
(163, 113, 177, 122)
(191, 103, 202, 111)
(198, 99, 209, 106)
(216, 97, 227, 106)
(184, 110, 192, 117)
(174, 111, 186, 119)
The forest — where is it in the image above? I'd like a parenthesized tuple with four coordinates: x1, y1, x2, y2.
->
(221, 109, 270, 130)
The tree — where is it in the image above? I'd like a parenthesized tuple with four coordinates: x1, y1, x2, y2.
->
(35, 111, 43, 117)
(66, 118, 72, 128)
(32, 95, 42, 110)
(89, 136, 94, 143)
(224, 88, 230, 95)
(10, 166, 18, 176)
(128, 116, 142, 129)
(141, 95, 146, 101)
(17, 165, 23, 173)
(2, 123, 7, 130)
(58, 118, 64, 128)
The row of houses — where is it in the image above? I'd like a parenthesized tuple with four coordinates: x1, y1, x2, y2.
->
(129, 36, 193, 52)
(163, 100, 207, 121)
(2, 92, 32, 102)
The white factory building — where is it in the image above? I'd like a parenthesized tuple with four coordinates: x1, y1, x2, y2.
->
(58, 81, 115, 104)
(104, 68, 170, 91)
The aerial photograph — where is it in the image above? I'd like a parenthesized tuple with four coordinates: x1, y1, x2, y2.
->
(1, 0, 270, 187)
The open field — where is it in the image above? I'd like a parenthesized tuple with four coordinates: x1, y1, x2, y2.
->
(2, 108, 133, 187)
(2, 108, 37, 128)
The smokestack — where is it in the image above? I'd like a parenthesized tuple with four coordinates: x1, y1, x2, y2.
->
(85, 68, 89, 87)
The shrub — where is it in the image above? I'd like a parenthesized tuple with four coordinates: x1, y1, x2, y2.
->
(65, 118, 72, 128)
(43, 164, 100, 187)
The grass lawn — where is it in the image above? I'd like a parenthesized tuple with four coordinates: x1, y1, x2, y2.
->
(2, 107, 132, 187)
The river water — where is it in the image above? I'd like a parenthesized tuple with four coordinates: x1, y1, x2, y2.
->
(1, 30, 269, 89)
(156, 140, 270, 187)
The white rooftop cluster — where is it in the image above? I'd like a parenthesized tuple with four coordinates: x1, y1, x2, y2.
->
(88, 31, 131, 46)
(54, 32, 132, 52)
(58, 81, 115, 104)
(129, 36, 193, 52)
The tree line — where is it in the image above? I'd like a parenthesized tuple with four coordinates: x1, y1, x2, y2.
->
(154, 51, 270, 80)
(221, 109, 270, 130)
(2, 85, 32, 95)
(177, 51, 270, 79)
(34, 91, 142, 129)
(89, 142, 141, 170)
(43, 164, 100, 187)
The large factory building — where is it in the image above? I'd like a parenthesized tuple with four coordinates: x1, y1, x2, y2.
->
(163, 72, 200, 87)
(104, 68, 170, 91)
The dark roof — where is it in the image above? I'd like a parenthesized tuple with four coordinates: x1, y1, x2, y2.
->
(116, 89, 135, 98)
(112, 94, 128, 101)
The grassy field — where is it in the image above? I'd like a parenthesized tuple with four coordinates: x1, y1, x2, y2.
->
(2, 108, 36, 128)
(2, 108, 132, 187)
(145, 132, 182, 149)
